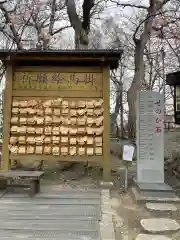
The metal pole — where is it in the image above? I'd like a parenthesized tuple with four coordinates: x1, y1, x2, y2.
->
(120, 82, 124, 139)
(124, 163, 128, 192)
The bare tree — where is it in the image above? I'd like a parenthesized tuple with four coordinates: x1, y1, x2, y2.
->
(0, 0, 70, 50)
(110, 0, 174, 141)
(100, 17, 134, 138)
(66, 0, 106, 48)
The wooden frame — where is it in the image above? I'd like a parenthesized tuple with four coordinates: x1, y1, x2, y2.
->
(2, 64, 13, 171)
(0, 51, 122, 181)
(102, 66, 110, 181)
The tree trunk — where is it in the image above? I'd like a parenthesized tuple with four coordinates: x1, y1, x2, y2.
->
(66, 0, 92, 49)
(110, 83, 122, 136)
(127, 84, 137, 141)
(127, 42, 144, 140)
(120, 83, 124, 138)
(126, 0, 169, 140)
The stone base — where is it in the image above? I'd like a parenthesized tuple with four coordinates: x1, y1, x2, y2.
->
(146, 202, 177, 212)
(99, 181, 114, 189)
(131, 183, 180, 203)
(137, 182, 175, 198)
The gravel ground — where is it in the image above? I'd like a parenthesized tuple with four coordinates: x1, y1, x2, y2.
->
(7, 130, 180, 240)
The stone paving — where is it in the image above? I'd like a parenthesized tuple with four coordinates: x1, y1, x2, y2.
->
(136, 202, 180, 239)
(140, 218, 180, 233)
(146, 203, 178, 212)
(136, 234, 172, 240)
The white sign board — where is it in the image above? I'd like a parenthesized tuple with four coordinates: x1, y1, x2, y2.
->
(136, 91, 164, 183)
(123, 145, 134, 161)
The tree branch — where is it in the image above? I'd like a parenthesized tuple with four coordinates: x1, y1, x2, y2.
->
(110, 1, 148, 10)
(53, 25, 71, 35)
(65, 0, 81, 31)
(0, 4, 23, 49)
(49, 0, 56, 35)
(82, 0, 95, 32)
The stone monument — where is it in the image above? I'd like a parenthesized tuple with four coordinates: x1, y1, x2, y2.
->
(136, 91, 164, 183)
(132, 91, 179, 202)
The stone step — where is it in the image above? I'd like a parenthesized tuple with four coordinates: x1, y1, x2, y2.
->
(140, 218, 180, 233)
(146, 203, 177, 212)
(136, 234, 172, 240)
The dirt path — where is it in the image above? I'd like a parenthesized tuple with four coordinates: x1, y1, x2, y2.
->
(39, 160, 180, 240)
(111, 189, 180, 240)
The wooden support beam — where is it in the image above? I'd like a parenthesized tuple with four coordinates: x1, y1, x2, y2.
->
(2, 64, 13, 171)
(102, 66, 111, 181)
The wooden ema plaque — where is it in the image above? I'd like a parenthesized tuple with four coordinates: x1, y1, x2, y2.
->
(2, 66, 110, 174)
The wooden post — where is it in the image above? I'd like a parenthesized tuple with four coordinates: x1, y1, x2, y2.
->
(102, 66, 111, 181)
(2, 63, 13, 171)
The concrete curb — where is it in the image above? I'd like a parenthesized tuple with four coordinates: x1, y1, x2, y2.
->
(100, 189, 115, 240)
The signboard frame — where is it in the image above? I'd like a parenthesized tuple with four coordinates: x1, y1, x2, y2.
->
(0, 50, 123, 180)
(166, 71, 180, 125)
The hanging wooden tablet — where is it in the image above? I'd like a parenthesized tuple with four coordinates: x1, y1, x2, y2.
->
(52, 136, 60, 144)
(52, 126, 60, 135)
(12, 108, 19, 115)
(52, 146, 60, 156)
(27, 117, 36, 125)
(18, 146, 26, 154)
(36, 117, 44, 125)
(78, 100, 86, 108)
(27, 100, 38, 107)
(35, 146, 43, 154)
(44, 136, 52, 144)
(61, 146, 68, 156)
(53, 108, 61, 116)
(45, 107, 52, 115)
(61, 136, 68, 144)
(19, 117, 27, 125)
(95, 137, 103, 146)
(69, 101, 77, 108)
(69, 146, 76, 156)
(35, 127, 44, 135)
(62, 100, 69, 108)
(94, 99, 104, 107)
(45, 116, 52, 125)
(10, 126, 18, 134)
(9, 145, 18, 154)
(44, 126, 52, 135)
(70, 109, 77, 116)
(87, 148, 94, 156)
(95, 147, 102, 156)
(9, 136, 18, 145)
(19, 100, 28, 108)
(43, 100, 52, 108)
(44, 145, 51, 154)
(26, 136, 35, 145)
(18, 136, 26, 144)
(11, 116, 19, 124)
(27, 127, 35, 134)
(70, 137, 76, 145)
(27, 146, 35, 154)
(78, 147, 85, 156)
(18, 126, 27, 134)
(12, 100, 19, 107)
(52, 98, 62, 106)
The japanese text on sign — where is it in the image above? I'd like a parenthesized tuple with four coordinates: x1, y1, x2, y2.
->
(154, 100, 162, 133)
(13, 72, 102, 91)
